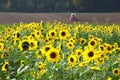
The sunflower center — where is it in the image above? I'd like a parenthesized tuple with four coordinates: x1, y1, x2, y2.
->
(5, 64, 8, 69)
(50, 52, 56, 58)
(90, 41, 95, 46)
(70, 58, 74, 62)
(41, 29, 43, 32)
(114, 70, 118, 74)
(100, 54, 104, 58)
(22, 41, 29, 51)
(30, 42, 34, 47)
(69, 44, 72, 47)
(88, 51, 94, 57)
(45, 40, 48, 42)
(81, 40, 85, 44)
(51, 32, 55, 36)
(32, 34, 35, 37)
(107, 46, 111, 51)
(78, 52, 81, 55)
(61, 32, 66, 36)
(37, 32, 39, 35)
(38, 51, 42, 55)
(100, 46, 104, 50)
(17, 33, 20, 38)
(45, 47, 50, 52)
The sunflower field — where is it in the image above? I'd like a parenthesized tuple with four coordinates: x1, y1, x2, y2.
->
(0, 21, 120, 80)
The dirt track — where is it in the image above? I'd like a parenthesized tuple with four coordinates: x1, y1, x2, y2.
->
(0, 13, 120, 25)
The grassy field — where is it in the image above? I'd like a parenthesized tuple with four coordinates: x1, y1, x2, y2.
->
(0, 14, 120, 79)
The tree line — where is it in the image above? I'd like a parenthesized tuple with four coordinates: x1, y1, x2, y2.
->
(0, 0, 120, 12)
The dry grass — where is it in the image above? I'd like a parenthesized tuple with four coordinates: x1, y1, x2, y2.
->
(0, 13, 120, 25)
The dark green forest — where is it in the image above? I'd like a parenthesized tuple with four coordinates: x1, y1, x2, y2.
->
(0, 0, 120, 12)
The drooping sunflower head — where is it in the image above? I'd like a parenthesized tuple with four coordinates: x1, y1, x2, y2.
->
(46, 48, 60, 63)
(1, 61, 9, 72)
(20, 60, 25, 66)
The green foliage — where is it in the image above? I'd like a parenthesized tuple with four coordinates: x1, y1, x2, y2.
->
(0, 0, 120, 12)
(0, 21, 120, 79)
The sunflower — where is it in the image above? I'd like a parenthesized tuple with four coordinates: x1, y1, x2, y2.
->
(105, 44, 113, 53)
(38, 62, 46, 75)
(20, 60, 25, 66)
(80, 38, 86, 45)
(0, 43, 4, 51)
(94, 57, 104, 65)
(75, 48, 83, 58)
(13, 31, 20, 38)
(1, 61, 9, 72)
(88, 39, 97, 48)
(18, 40, 30, 51)
(99, 45, 105, 51)
(59, 30, 68, 40)
(23, 36, 29, 40)
(36, 50, 42, 59)
(68, 54, 77, 67)
(90, 66, 100, 71)
(29, 40, 38, 50)
(79, 61, 88, 67)
(13, 38, 19, 45)
(5, 27, 12, 33)
(98, 51, 107, 59)
(44, 38, 50, 44)
(67, 42, 74, 50)
(34, 30, 41, 39)
(83, 49, 96, 62)
(112, 68, 120, 76)
(88, 35, 94, 40)
(1, 52, 9, 59)
(28, 35, 35, 41)
(69, 37, 76, 44)
(46, 48, 60, 63)
(30, 71, 40, 79)
(41, 45, 52, 56)
(113, 42, 118, 51)
(107, 77, 112, 80)
(49, 30, 57, 39)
